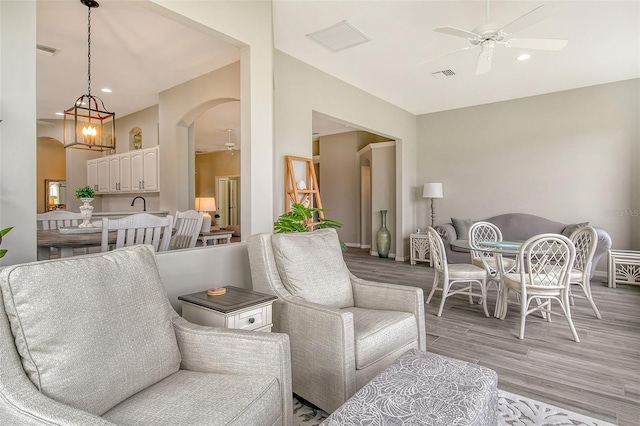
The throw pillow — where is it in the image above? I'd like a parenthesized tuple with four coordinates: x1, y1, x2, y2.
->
(0, 245, 180, 415)
(562, 222, 589, 238)
(451, 218, 473, 239)
(272, 228, 354, 308)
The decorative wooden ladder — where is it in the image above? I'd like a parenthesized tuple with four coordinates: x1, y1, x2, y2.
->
(285, 155, 323, 230)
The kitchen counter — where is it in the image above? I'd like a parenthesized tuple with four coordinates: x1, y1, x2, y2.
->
(92, 211, 170, 219)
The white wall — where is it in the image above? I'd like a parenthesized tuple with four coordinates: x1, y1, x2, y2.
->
(156, 242, 252, 313)
(274, 51, 417, 259)
(0, 1, 37, 264)
(149, 0, 274, 239)
(417, 79, 640, 258)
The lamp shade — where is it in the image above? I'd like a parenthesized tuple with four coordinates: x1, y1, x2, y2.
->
(422, 183, 443, 199)
(195, 197, 217, 212)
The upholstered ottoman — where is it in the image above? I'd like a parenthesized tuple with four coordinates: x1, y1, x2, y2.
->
(322, 349, 498, 425)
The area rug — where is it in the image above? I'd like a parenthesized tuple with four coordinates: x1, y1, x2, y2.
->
(293, 390, 617, 426)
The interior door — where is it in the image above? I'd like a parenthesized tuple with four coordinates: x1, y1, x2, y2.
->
(216, 176, 240, 228)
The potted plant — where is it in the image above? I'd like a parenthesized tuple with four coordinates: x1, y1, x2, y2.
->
(274, 203, 347, 251)
(0, 226, 13, 259)
(75, 186, 95, 228)
(75, 186, 95, 200)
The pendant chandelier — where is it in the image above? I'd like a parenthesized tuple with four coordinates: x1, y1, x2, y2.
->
(63, 0, 115, 151)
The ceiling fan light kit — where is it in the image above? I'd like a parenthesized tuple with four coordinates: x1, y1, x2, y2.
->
(432, 2, 568, 75)
(63, 0, 116, 151)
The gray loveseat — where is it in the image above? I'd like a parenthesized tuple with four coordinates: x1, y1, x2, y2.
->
(435, 213, 612, 278)
(0, 245, 292, 425)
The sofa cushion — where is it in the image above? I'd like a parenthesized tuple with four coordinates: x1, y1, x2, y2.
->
(451, 218, 473, 239)
(486, 213, 566, 241)
(102, 370, 282, 425)
(561, 222, 589, 238)
(0, 245, 181, 415)
(272, 229, 354, 308)
(343, 307, 418, 370)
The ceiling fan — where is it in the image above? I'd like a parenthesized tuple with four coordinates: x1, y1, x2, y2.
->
(208, 129, 239, 155)
(433, 1, 568, 75)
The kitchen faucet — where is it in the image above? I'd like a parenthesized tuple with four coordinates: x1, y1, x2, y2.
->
(131, 196, 147, 212)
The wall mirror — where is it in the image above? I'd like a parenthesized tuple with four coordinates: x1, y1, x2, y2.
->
(45, 179, 67, 211)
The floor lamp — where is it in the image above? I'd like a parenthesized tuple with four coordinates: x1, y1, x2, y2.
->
(423, 183, 443, 227)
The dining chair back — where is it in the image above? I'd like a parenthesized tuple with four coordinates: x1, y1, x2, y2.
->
(170, 210, 203, 249)
(569, 226, 602, 319)
(37, 210, 83, 230)
(500, 233, 579, 342)
(468, 221, 517, 294)
(37, 211, 89, 257)
(426, 227, 489, 317)
(101, 213, 173, 253)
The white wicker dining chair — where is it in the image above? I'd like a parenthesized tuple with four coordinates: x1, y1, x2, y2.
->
(426, 226, 489, 317)
(101, 213, 173, 253)
(468, 221, 517, 290)
(569, 226, 602, 319)
(170, 210, 204, 249)
(500, 233, 579, 342)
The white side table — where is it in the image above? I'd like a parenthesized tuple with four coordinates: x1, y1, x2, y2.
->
(410, 233, 431, 266)
(608, 249, 640, 288)
(198, 230, 234, 246)
(179, 286, 277, 332)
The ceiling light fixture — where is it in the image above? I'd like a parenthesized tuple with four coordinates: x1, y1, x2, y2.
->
(101, 88, 112, 93)
(63, 0, 115, 151)
(226, 129, 235, 156)
(517, 53, 532, 61)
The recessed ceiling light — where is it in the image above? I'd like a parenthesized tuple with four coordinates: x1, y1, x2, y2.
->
(517, 53, 531, 61)
(55, 112, 64, 116)
(101, 88, 112, 93)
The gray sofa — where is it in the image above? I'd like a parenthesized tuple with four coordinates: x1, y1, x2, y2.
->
(435, 213, 612, 278)
(0, 245, 292, 425)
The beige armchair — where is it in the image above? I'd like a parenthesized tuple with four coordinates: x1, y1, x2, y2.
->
(0, 245, 291, 425)
(248, 228, 426, 413)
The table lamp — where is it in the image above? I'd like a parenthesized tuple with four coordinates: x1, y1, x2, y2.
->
(195, 197, 217, 233)
(422, 183, 443, 227)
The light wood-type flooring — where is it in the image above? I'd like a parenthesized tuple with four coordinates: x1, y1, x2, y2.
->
(343, 248, 640, 426)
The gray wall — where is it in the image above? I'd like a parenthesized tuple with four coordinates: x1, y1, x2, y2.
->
(319, 132, 359, 246)
(417, 79, 640, 261)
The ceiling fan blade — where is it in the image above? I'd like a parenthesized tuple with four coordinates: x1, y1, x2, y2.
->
(433, 26, 479, 40)
(500, 5, 559, 35)
(507, 38, 568, 51)
(476, 41, 495, 75)
(417, 45, 478, 66)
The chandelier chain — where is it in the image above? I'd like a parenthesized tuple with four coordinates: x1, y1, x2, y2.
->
(87, 6, 92, 96)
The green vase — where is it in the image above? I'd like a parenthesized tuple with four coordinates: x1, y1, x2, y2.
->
(376, 210, 391, 258)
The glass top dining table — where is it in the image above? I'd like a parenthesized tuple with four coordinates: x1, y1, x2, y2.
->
(450, 239, 523, 318)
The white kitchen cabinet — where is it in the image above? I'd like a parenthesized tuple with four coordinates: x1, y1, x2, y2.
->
(87, 159, 98, 193)
(119, 153, 132, 192)
(108, 156, 120, 192)
(96, 157, 110, 194)
(86, 147, 159, 194)
(142, 147, 159, 192)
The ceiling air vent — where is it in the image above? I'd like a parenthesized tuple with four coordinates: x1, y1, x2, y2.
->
(431, 69, 456, 80)
(307, 21, 371, 52)
(37, 44, 59, 56)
